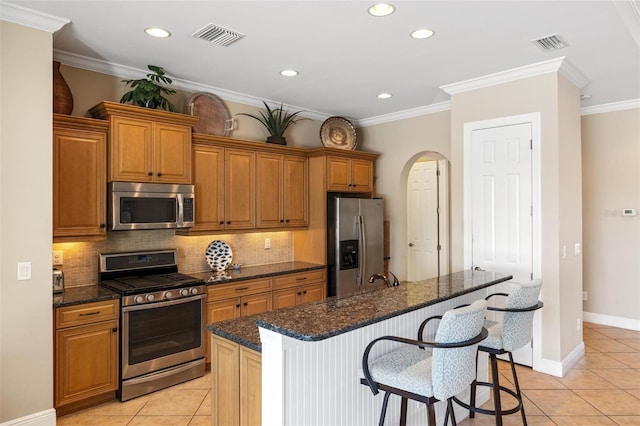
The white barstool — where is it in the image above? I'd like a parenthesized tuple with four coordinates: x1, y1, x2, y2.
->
(454, 279, 543, 426)
(361, 299, 488, 426)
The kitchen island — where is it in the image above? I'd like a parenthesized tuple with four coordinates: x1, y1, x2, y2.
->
(208, 269, 512, 426)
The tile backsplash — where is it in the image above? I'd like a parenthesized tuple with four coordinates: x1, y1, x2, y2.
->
(54, 230, 293, 287)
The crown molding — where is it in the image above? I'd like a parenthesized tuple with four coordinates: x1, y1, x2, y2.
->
(613, 0, 640, 48)
(53, 50, 330, 122)
(440, 56, 590, 95)
(581, 99, 640, 116)
(0, 1, 69, 33)
(358, 101, 451, 127)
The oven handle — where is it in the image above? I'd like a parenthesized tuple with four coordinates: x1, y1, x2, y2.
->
(122, 293, 205, 312)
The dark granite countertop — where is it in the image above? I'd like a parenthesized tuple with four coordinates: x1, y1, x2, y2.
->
(52, 261, 325, 308)
(53, 286, 120, 308)
(207, 269, 512, 352)
(190, 261, 325, 285)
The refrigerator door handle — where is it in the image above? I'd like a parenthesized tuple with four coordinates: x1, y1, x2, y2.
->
(358, 215, 366, 287)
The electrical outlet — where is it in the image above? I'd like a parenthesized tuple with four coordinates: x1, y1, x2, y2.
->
(582, 291, 588, 301)
(264, 238, 271, 249)
(53, 250, 63, 265)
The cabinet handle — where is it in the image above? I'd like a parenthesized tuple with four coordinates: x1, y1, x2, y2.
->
(112, 327, 118, 333)
(296, 277, 307, 281)
(157, 172, 162, 177)
(297, 292, 302, 295)
(243, 302, 248, 306)
(235, 287, 249, 291)
(303, 290, 307, 294)
(148, 172, 153, 176)
(235, 304, 241, 308)
(285, 219, 290, 223)
(280, 219, 284, 223)
(100, 224, 106, 228)
(79, 311, 100, 316)
(226, 221, 231, 224)
(219, 221, 224, 225)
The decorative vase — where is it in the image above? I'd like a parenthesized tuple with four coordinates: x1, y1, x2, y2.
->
(53, 61, 73, 115)
(267, 135, 286, 145)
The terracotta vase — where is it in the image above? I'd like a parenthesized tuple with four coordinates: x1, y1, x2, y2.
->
(53, 61, 73, 115)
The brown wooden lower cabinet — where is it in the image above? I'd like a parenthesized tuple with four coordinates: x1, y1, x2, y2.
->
(272, 281, 325, 310)
(212, 335, 261, 426)
(54, 300, 119, 411)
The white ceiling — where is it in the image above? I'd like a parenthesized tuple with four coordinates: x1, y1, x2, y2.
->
(7, 1, 640, 123)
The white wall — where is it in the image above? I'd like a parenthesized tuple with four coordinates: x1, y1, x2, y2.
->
(0, 21, 54, 422)
(582, 107, 640, 327)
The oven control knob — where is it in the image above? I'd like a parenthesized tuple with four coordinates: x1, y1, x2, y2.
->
(180, 288, 190, 297)
(190, 287, 199, 295)
(134, 295, 144, 304)
(146, 294, 155, 302)
(163, 291, 173, 299)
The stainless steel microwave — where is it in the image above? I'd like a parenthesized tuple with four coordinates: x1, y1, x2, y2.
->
(109, 182, 195, 231)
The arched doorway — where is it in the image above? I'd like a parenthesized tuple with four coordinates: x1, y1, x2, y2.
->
(406, 153, 450, 281)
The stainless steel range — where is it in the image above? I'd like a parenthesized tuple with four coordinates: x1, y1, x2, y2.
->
(99, 249, 205, 401)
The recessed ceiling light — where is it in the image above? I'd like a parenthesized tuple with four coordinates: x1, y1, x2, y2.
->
(368, 3, 395, 17)
(280, 69, 299, 77)
(377, 93, 392, 99)
(411, 28, 435, 39)
(145, 27, 171, 38)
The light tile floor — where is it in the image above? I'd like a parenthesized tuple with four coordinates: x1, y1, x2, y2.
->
(57, 322, 640, 425)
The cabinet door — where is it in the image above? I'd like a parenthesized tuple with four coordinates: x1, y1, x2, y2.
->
(192, 144, 225, 232)
(256, 153, 283, 228)
(326, 156, 350, 191)
(55, 320, 118, 407)
(300, 282, 325, 305)
(239, 347, 262, 426)
(350, 159, 373, 192)
(211, 336, 240, 426)
(283, 155, 308, 227)
(207, 298, 241, 362)
(272, 287, 299, 310)
(153, 122, 192, 183)
(225, 149, 255, 229)
(110, 116, 153, 182)
(240, 292, 272, 317)
(53, 128, 107, 239)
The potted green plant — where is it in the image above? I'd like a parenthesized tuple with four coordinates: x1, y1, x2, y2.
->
(237, 101, 305, 145)
(120, 65, 177, 112)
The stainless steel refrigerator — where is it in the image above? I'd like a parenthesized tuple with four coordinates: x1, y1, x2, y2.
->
(327, 195, 385, 297)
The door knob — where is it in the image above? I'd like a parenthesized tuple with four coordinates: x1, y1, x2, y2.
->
(408, 242, 414, 247)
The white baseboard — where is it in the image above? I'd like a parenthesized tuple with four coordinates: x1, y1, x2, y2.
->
(536, 342, 585, 378)
(0, 409, 56, 426)
(583, 312, 640, 331)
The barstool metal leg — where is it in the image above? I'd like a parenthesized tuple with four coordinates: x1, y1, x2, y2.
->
(379, 392, 391, 426)
(490, 354, 503, 426)
(508, 352, 527, 426)
(427, 402, 436, 426)
(400, 397, 408, 426)
(447, 398, 458, 426)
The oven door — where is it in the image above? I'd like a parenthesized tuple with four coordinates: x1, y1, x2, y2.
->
(121, 294, 205, 380)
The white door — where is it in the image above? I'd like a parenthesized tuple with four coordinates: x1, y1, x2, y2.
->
(407, 160, 438, 281)
(471, 123, 533, 365)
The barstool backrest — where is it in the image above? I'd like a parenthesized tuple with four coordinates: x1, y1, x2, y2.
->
(432, 299, 487, 400)
(503, 279, 542, 351)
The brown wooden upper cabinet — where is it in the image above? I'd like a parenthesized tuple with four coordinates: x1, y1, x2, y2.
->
(256, 153, 308, 228)
(326, 155, 374, 193)
(90, 101, 198, 184)
(53, 114, 108, 241)
(190, 137, 256, 232)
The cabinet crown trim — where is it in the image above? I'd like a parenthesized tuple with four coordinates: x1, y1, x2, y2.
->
(89, 101, 199, 126)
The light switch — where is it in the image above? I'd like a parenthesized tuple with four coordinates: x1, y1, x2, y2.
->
(17, 262, 31, 280)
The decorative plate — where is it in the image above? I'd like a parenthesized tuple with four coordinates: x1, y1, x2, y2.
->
(184, 92, 232, 136)
(320, 116, 357, 150)
(205, 240, 233, 272)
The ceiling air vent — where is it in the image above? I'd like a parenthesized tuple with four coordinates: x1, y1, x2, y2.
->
(532, 34, 567, 52)
(192, 23, 244, 47)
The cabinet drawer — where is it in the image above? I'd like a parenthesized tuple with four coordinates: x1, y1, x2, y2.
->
(56, 299, 119, 329)
(207, 278, 272, 302)
(273, 270, 325, 289)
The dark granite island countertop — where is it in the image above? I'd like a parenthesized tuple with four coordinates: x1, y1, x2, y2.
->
(207, 269, 512, 352)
